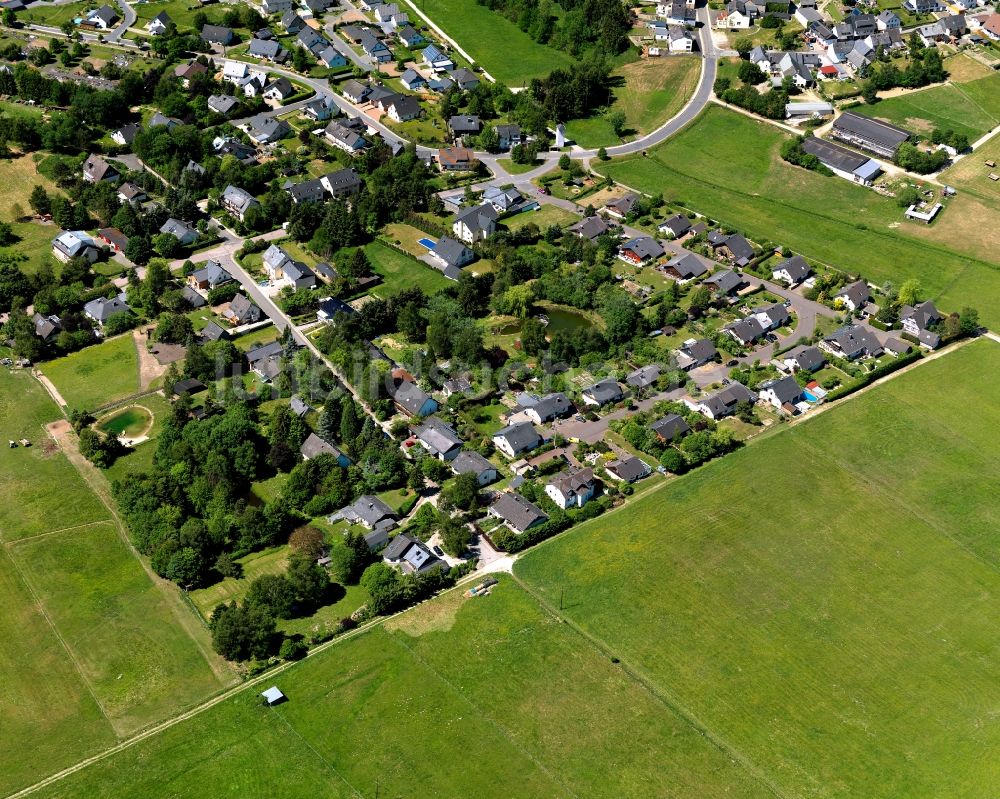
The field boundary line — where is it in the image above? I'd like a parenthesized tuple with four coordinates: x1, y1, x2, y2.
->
(2, 548, 116, 732)
(5, 519, 115, 545)
(951, 81, 1000, 127)
(509, 573, 790, 799)
(385, 628, 581, 799)
(267, 710, 366, 798)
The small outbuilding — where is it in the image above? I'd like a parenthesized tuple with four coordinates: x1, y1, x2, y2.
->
(261, 686, 285, 705)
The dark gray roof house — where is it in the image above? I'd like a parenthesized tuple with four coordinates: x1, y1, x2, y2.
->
(703, 269, 743, 296)
(82, 154, 118, 183)
(582, 378, 623, 407)
(451, 450, 498, 485)
(755, 302, 790, 330)
(248, 38, 287, 62)
(489, 492, 547, 534)
(300, 432, 349, 464)
(429, 236, 474, 273)
(658, 213, 691, 238)
(678, 337, 718, 368)
(835, 280, 870, 310)
(383, 533, 443, 575)
(725, 316, 766, 346)
(772, 254, 811, 285)
(759, 375, 803, 409)
(182, 286, 206, 308)
(524, 392, 571, 424)
(343, 494, 397, 529)
(783, 344, 825, 372)
(448, 114, 481, 135)
(664, 253, 708, 280)
(412, 416, 464, 461)
(626, 364, 661, 389)
(208, 94, 241, 115)
(33, 313, 62, 340)
(225, 293, 262, 325)
(605, 193, 639, 218)
(201, 24, 235, 45)
(567, 215, 609, 241)
(605, 456, 651, 482)
(650, 413, 691, 441)
(221, 184, 261, 220)
(281, 11, 305, 31)
(84, 296, 132, 325)
(391, 379, 438, 417)
(821, 324, 883, 360)
(689, 381, 758, 419)
(620, 236, 665, 264)
(492, 421, 542, 458)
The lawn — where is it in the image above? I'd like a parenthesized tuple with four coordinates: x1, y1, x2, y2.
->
(943, 53, 994, 83)
(408, 0, 573, 84)
(42, 333, 141, 412)
(858, 73, 1000, 140)
(939, 130, 1000, 204)
(30, 583, 765, 799)
(102, 392, 174, 484)
(517, 339, 1000, 799)
(0, 152, 65, 270)
(131, 0, 233, 31)
(598, 105, 1000, 327)
(564, 56, 702, 148)
(496, 157, 543, 174)
(503, 203, 578, 231)
(21, 0, 91, 27)
(363, 240, 452, 298)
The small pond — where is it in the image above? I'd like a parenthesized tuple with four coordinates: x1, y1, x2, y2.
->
(99, 406, 153, 438)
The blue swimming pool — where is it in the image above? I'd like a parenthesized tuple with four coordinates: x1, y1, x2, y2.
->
(803, 390, 819, 402)
(418, 237, 436, 249)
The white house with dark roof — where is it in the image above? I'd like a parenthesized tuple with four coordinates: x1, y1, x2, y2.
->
(605, 456, 651, 482)
(582, 378, 623, 407)
(782, 344, 825, 373)
(452, 203, 497, 244)
(835, 280, 870, 312)
(451, 450, 498, 485)
(383, 533, 442, 574)
(412, 417, 463, 461)
(650, 413, 691, 442)
(724, 316, 766, 347)
(676, 337, 717, 369)
(685, 382, 758, 420)
(545, 467, 596, 509)
(489, 492, 547, 534)
(82, 154, 118, 184)
(524, 392, 571, 424)
(160, 218, 198, 245)
(492, 422, 541, 458)
(758, 375, 803, 410)
(627, 364, 661, 390)
(84, 295, 131, 327)
(772, 255, 811, 285)
(220, 185, 261, 222)
(820, 324, 883, 360)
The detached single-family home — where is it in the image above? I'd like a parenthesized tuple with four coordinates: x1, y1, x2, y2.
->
(429, 236, 474, 273)
(835, 280, 870, 312)
(605, 456, 651, 482)
(604, 193, 640, 220)
(33, 313, 62, 341)
(703, 269, 744, 297)
(876, 9, 901, 29)
(495, 124, 521, 151)
(220, 185, 261, 222)
(86, 4, 119, 29)
(489, 492, 548, 534)
(383, 94, 422, 122)
(438, 146, 474, 171)
(711, 232, 754, 266)
(658, 213, 692, 239)
(524, 392, 571, 425)
(244, 114, 292, 144)
(249, 38, 288, 63)
(117, 182, 147, 206)
(545, 467, 596, 510)
(754, 302, 791, 330)
(397, 25, 424, 47)
(492, 421, 541, 458)
(676, 337, 718, 369)
(567, 215, 609, 242)
(782, 344, 825, 373)
(448, 114, 481, 138)
(663, 253, 708, 281)
(343, 494, 397, 531)
(758, 375, 803, 410)
(145, 11, 172, 34)
(383, 534, 443, 574)
(317, 296, 356, 324)
(326, 121, 369, 153)
(98, 227, 128, 253)
(208, 94, 241, 115)
(900, 301, 941, 340)
(263, 77, 295, 103)
(201, 24, 235, 46)
(223, 293, 263, 326)
(627, 364, 661, 390)
(391, 379, 438, 417)
(412, 416, 464, 461)
(188, 260, 234, 293)
(111, 123, 141, 147)
(650, 413, 691, 442)
(685, 381, 758, 420)
(820, 324, 883, 360)
(84, 295, 131, 327)
(263, 0, 293, 13)
(159, 218, 198, 246)
(400, 68, 427, 91)
(300, 432, 351, 466)
(423, 44, 454, 72)
(483, 185, 522, 214)
(581, 378, 623, 407)
(724, 316, 765, 347)
(618, 236, 665, 265)
(303, 95, 337, 121)
(772, 254, 811, 285)
(82, 154, 118, 184)
(451, 450, 498, 486)
(452, 203, 498, 243)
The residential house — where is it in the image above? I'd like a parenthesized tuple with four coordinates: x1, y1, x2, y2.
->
(208, 94, 241, 115)
(495, 123, 521, 151)
(117, 182, 146, 206)
(820, 324, 883, 359)
(223, 293, 263, 326)
(903, 0, 943, 12)
(86, 4, 118, 29)
(246, 341, 284, 381)
(452, 203, 497, 243)
(900, 300, 941, 340)
(391, 379, 438, 417)
(249, 38, 288, 62)
(581, 378, 623, 407)
(782, 344, 825, 372)
(605, 456, 651, 482)
(883, 337, 913, 357)
(412, 416, 463, 460)
(111, 123, 141, 147)
(182, 286, 206, 309)
(263, 0, 294, 12)
(84, 295, 131, 327)
(618, 236, 665, 265)
(297, 27, 326, 52)
(343, 494, 397, 531)
(300, 432, 350, 466)
(980, 13, 1000, 40)
(676, 337, 718, 369)
(489, 492, 548, 534)
(397, 25, 424, 46)
(545, 467, 596, 509)
(650, 413, 691, 442)
(724, 316, 766, 346)
(771, 254, 811, 285)
(98, 227, 128, 253)
(567, 215, 609, 241)
(450, 67, 479, 91)
(876, 9, 901, 29)
(451, 450, 498, 486)
(282, 261, 317, 290)
(758, 375, 803, 409)
(715, 0, 760, 28)
(317, 296, 356, 324)
(400, 68, 427, 91)
(159, 218, 198, 246)
(685, 381, 758, 420)
(663, 253, 708, 281)
(359, 31, 392, 62)
(423, 43, 454, 72)
(835, 280, 870, 311)
(148, 111, 181, 129)
(199, 321, 228, 341)
(303, 95, 337, 121)
(442, 376, 472, 397)
(263, 77, 295, 103)
(173, 60, 208, 88)
(201, 24, 235, 46)
(711, 232, 754, 266)
(383, 94, 422, 122)
(325, 120, 369, 153)
(831, 111, 911, 158)
(188, 260, 233, 291)
(658, 213, 692, 239)
(145, 11, 172, 34)
(220, 185, 261, 221)
(604, 193, 639, 220)
(524, 393, 571, 425)
(281, 12, 306, 32)
(483, 185, 523, 214)
(318, 46, 347, 69)
(82, 154, 118, 184)
(244, 114, 292, 144)
(626, 364, 661, 390)
(383, 534, 442, 574)
(438, 146, 475, 171)
(492, 422, 542, 458)
(754, 302, 791, 330)
(703, 269, 744, 296)
(448, 114, 481, 138)
(429, 236, 474, 274)
(33, 313, 62, 341)
(341, 79, 373, 104)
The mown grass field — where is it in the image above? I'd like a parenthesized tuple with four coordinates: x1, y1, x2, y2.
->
(364, 240, 452, 298)
(31, 584, 767, 799)
(859, 73, 1000, 140)
(0, 151, 65, 270)
(42, 333, 141, 411)
(598, 105, 1000, 327)
(939, 131, 1000, 204)
(565, 56, 701, 148)
(0, 368, 232, 796)
(517, 339, 1000, 798)
(410, 0, 573, 84)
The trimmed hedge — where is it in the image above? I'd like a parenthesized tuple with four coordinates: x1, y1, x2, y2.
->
(823, 349, 922, 402)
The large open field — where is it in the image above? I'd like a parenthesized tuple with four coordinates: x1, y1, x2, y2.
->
(20, 340, 1000, 798)
(41, 333, 141, 411)
(403, 0, 573, 84)
(598, 105, 1000, 327)
(858, 73, 1000, 141)
(939, 131, 1000, 204)
(565, 56, 702, 148)
(0, 150, 65, 270)
(0, 367, 232, 796)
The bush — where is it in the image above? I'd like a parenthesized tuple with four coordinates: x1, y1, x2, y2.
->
(278, 637, 308, 661)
